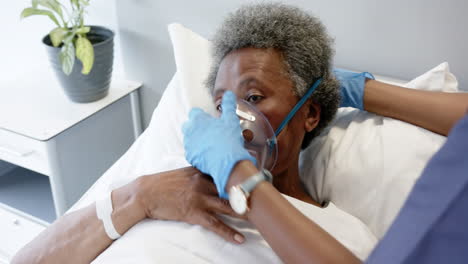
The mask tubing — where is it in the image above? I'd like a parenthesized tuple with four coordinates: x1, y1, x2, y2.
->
(274, 78, 323, 136)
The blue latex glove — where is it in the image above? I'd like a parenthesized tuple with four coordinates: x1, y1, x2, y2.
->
(182, 91, 256, 198)
(333, 68, 375, 110)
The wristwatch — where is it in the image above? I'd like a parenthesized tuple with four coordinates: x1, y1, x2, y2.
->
(228, 169, 273, 215)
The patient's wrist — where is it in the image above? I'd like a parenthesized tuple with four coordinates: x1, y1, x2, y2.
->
(111, 181, 147, 235)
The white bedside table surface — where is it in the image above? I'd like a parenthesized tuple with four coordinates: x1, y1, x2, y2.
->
(0, 69, 142, 141)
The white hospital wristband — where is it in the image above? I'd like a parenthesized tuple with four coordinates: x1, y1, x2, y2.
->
(96, 192, 122, 240)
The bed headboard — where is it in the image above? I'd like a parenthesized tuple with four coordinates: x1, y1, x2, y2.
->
(115, 0, 468, 127)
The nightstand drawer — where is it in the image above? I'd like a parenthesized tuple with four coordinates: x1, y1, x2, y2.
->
(0, 204, 47, 262)
(0, 129, 51, 176)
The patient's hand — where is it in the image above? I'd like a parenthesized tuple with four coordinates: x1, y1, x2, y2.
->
(134, 167, 245, 244)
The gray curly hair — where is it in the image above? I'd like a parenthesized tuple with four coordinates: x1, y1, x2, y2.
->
(206, 2, 340, 149)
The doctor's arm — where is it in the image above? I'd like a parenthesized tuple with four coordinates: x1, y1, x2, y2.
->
(11, 168, 242, 264)
(227, 160, 361, 263)
(363, 79, 468, 136)
(334, 69, 468, 136)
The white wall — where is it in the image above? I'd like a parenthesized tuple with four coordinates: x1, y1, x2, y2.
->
(114, 0, 468, 128)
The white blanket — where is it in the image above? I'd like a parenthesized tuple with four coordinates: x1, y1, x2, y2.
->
(92, 196, 376, 263)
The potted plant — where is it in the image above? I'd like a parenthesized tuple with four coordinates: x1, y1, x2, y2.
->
(21, 0, 114, 103)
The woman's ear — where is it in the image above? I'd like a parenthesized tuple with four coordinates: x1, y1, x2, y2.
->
(305, 102, 321, 132)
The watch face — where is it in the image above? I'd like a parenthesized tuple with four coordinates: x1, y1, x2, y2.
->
(229, 186, 247, 215)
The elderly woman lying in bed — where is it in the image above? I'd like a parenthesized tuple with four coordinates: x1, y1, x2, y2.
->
(13, 3, 468, 264)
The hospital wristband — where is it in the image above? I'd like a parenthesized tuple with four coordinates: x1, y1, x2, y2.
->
(96, 192, 122, 240)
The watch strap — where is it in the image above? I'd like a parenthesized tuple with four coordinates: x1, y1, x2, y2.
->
(240, 169, 273, 195)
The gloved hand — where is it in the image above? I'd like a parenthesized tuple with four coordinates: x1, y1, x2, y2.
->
(182, 91, 256, 198)
(333, 68, 375, 110)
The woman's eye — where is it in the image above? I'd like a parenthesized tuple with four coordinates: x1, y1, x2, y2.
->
(246, 94, 263, 104)
(216, 104, 222, 112)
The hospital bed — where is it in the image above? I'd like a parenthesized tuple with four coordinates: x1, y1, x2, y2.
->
(58, 24, 455, 263)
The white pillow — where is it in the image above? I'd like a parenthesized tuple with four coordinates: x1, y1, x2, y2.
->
(300, 62, 459, 238)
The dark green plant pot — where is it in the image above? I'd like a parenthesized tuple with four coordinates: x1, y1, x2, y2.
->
(43, 25, 114, 103)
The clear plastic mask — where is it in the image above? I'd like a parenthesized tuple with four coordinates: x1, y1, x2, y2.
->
(235, 100, 278, 171)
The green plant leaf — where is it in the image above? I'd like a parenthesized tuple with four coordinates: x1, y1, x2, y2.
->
(38, 0, 62, 17)
(75, 26, 90, 34)
(60, 41, 75, 75)
(49, 27, 68, 47)
(20, 7, 60, 27)
(75, 37, 94, 75)
(32, 0, 39, 8)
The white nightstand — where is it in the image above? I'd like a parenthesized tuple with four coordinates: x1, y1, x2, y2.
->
(0, 70, 142, 261)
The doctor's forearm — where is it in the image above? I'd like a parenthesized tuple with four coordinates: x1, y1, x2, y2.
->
(11, 182, 145, 264)
(364, 80, 468, 136)
(227, 161, 361, 264)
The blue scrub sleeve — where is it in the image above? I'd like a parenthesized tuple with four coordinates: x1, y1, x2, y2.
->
(367, 112, 468, 264)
